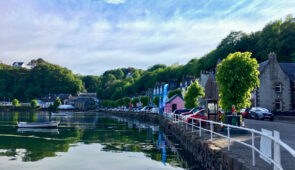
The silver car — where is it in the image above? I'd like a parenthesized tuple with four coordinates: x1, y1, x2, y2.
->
(249, 107, 274, 121)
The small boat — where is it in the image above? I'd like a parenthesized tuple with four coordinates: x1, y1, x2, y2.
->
(17, 128, 59, 134)
(51, 112, 68, 116)
(17, 121, 60, 128)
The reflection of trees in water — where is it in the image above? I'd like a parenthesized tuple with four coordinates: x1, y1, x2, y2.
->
(0, 112, 191, 169)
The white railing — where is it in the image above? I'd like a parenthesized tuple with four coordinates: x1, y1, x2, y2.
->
(164, 113, 295, 170)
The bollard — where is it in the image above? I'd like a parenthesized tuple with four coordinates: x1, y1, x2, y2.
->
(251, 131, 255, 166)
(210, 121, 213, 141)
(199, 119, 202, 137)
(192, 119, 194, 132)
(227, 126, 230, 151)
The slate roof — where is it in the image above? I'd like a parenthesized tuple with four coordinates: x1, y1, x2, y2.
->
(258, 60, 295, 82)
(258, 60, 268, 72)
(280, 63, 295, 82)
(166, 94, 183, 104)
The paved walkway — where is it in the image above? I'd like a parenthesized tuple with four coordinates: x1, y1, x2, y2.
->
(173, 119, 295, 170)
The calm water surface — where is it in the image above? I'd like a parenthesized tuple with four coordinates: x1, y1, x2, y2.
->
(0, 112, 200, 170)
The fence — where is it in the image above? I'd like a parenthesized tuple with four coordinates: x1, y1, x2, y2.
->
(164, 113, 295, 170)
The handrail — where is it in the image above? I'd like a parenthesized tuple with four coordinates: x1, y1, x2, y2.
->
(163, 113, 295, 170)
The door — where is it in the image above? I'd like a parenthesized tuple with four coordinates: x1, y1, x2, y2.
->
(172, 104, 177, 112)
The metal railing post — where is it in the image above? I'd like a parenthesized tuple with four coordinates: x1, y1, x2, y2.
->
(210, 121, 213, 141)
(227, 126, 230, 151)
(199, 119, 202, 137)
(274, 130, 281, 170)
(251, 131, 255, 166)
(192, 118, 194, 132)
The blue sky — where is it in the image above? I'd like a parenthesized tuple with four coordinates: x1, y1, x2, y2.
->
(0, 0, 295, 75)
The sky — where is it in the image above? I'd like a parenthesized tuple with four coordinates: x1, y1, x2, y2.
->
(0, 0, 295, 75)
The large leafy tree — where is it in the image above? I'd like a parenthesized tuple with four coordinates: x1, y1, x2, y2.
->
(184, 81, 204, 109)
(140, 96, 149, 107)
(216, 52, 260, 111)
(152, 96, 160, 107)
(131, 98, 139, 107)
(123, 97, 131, 108)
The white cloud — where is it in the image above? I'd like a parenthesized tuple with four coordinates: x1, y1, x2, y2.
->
(0, 0, 295, 75)
(104, 0, 125, 4)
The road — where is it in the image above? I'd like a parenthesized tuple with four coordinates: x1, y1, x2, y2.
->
(245, 118, 295, 148)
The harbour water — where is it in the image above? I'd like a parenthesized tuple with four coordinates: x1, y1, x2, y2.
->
(0, 111, 200, 170)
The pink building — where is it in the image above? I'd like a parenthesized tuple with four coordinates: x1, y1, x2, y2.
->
(164, 94, 184, 113)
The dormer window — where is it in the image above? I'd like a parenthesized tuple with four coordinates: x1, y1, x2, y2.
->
(275, 83, 282, 93)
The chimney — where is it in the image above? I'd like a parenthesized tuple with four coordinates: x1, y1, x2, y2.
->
(268, 52, 277, 63)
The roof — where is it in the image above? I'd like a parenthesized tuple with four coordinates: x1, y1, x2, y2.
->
(166, 94, 183, 104)
(258, 60, 295, 82)
(258, 60, 268, 72)
(280, 63, 295, 82)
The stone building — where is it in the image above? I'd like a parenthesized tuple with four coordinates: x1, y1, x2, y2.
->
(255, 52, 295, 113)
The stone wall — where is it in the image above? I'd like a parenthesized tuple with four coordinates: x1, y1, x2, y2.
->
(104, 110, 252, 170)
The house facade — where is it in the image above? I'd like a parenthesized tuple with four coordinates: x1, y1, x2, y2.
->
(164, 94, 184, 113)
(255, 52, 295, 113)
(12, 62, 25, 67)
(179, 76, 196, 97)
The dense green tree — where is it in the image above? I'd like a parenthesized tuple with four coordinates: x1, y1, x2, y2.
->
(131, 98, 140, 107)
(53, 98, 62, 109)
(184, 81, 204, 109)
(168, 89, 182, 98)
(152, 96, 160, 107)
(140, 96, 149, 107)
(216, 52, 260, 111)
(30, 100, 38, 108)
(12, 99, 19, 107)
(123, 97, 131, 108)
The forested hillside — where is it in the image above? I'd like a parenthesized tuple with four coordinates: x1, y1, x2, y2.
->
(0, 60, 83, 101)
(1, 16, 294, 101)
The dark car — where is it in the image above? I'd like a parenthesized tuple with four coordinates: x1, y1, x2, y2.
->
(249, 107, 274, 121)
(241, 108, 250, 118)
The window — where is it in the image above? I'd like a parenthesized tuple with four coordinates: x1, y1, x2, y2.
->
(275, 101, 281, 111)
(275, 84, 282, 93)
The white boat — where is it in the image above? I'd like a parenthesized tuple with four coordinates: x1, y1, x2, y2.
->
(51, 112, 68, 116)
(17, 121, 60, 128)
(17, 128, 59, 134)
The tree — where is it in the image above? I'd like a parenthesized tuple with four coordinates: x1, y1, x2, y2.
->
(168, 89, 182, 98)
(123, 97, 131, 108)
(53, 98, 62, 109)
(30, 100, 38, 108)
(131, 98, 139, 107)
(216, 52, 260, 111)
(153, 96, 160, 107)
(116, 98, 124, 107)
(12, 99, 19, 107)
(140, 96, 149, 107)
(184, 81, 204, 109)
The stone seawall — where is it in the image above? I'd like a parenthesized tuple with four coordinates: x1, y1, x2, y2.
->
(104, 111, 251, 170)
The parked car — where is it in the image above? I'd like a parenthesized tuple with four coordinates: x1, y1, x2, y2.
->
(185, 109, 207, 124)
(150, 107, 159, 113)
(167, 109, 190, 119)
(241, 108, 250, 118)
(180, 107, 202, 118)
(249, 107, 274, 121)
(140, 106, 153, 112)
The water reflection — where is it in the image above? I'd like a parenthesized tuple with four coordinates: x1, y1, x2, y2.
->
(0, 111, 198, 170)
